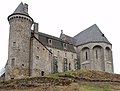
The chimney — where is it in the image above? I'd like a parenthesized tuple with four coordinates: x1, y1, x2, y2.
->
(34, 22, 39, 33)
(61, 30, 63, 34)
(24, 3, 28, 14)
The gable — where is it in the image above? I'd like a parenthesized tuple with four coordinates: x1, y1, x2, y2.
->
(74, 24, 111, 46)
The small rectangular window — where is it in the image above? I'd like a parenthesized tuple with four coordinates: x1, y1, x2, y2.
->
(65, 53, 67, 57)
(13, 42, 16, 47)
(11, 58, 15, 67)
(22, 64, 24, 66)
(85, 52, 88, 60)
(41, 71, 44, 76)
(69, 63, 71, 70)
(57, 51, 60, 55)
(72, 54, 74, 59)
(37, 47, 39, 49)
(96, 50, 98, 59)
(50, 49, 52, 52)
(11, 78, 14, 80)
(36, 56, 39, 60)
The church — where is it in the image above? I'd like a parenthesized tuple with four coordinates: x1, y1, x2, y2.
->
(4, 2, 113, 80)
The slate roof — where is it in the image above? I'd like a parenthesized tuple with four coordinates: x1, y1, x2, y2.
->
(74, 24, 111, 46)
(13, 2, 28, 15)
(37, 24, 111, 52)
(38, 32, 76, 53)
(60, 34, 76, 45)
(8, 2, 34, 22)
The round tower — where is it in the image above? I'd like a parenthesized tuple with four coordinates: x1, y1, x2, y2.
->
(5, 2, 33, 80)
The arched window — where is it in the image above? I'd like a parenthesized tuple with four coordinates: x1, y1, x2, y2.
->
(93, 45, 102, 60)
(106, 47, 112, 62)
(48, 39, 52, 45)
(93, 45, 104, 71)
(106, 47, 113, 72)
(81, 47, 90, 61)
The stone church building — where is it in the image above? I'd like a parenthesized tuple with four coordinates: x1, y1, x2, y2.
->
(4, 2, 113, 80)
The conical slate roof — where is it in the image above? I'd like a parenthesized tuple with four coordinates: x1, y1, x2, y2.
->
(13, 2, 28, 15)
(74, 24, 111, 46)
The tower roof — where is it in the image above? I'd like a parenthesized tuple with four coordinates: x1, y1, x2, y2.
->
(13, 2, 28, 15)
(74, 24, 111, 46)
(8, 2, 34, 22)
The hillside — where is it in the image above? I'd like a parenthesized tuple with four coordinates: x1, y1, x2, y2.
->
(0, 69, 120, 91)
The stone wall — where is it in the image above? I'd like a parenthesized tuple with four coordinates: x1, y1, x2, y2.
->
(31, 34, 78, 76)
(77, 42, 113, 73)
(31, 36, 52, 77)
(6, 14, 33, 80)
(47, 46, 77, 73)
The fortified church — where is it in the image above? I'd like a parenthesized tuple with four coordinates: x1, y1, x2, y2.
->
(3, 2, 113, 80)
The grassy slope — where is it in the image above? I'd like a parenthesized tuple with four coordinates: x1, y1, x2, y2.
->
(48, 69, 120, 81)
(0, 83, 114, 91)
(0, 69, 120, 91)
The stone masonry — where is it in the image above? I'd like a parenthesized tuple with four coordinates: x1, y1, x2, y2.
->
(4, 2, 114, 80)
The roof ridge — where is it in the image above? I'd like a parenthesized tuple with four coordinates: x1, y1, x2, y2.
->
(39, 32, 59, 39)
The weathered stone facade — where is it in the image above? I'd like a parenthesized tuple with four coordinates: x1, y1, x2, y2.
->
(4, 2, 113, 80)
(77, 42, 113, 72)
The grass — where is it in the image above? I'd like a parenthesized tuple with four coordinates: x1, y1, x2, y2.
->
(1, 69, 120, 91)
(81, 84, 111, 91)
(47, 69, 86, 78)
(2, 83, 112, 91)
(47, 69, 120, 82)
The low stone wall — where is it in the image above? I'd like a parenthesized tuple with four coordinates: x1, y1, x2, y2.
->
(0, 77, 72, 90)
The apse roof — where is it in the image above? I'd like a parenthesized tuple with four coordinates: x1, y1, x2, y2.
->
(74, 24, 111, 45)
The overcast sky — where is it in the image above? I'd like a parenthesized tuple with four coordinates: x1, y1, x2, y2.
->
(0, 0, 120, 74)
